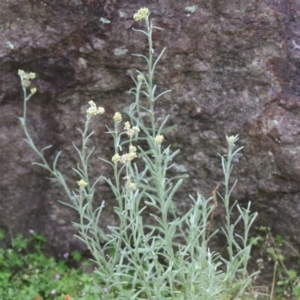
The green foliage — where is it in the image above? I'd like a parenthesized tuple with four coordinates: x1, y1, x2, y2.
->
(0, 229, 5, 240)
(71, 250, 82, 262)
(0, 231, 99, 299)
(254, 226, 300, 299)
(18, 7, 260, 300)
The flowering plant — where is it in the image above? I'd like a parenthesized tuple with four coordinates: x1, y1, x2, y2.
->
(19, 8, 258, 299)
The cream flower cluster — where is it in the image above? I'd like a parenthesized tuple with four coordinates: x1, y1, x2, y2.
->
(137, 74, 144, 82)
(154, 135, 164, 144)
(124, 121, 140, 138)
(127, 182, 136, 190)
(112, 154, 121, 163)
(133, 7, 149, 21)
(77, 179, 87, 189)
(113, 112, 122, 122)
(226, 135, 239, 146)
(120, 151, 137, 163)
(112, 144, 137, 164)
(86, 100, 105, 116)
(18, 69, 37, 94)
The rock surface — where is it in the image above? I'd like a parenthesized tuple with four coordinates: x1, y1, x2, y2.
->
(1, 0, 300, 261)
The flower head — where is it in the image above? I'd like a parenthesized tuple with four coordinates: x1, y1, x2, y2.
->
(124, 121, 131, 130)
(226, 135, 239, 146)
(137, 74, 144, 82)
(29, 229, 35, 234)
(112, 154, 121, 163)
(133, 7, 149, 21)
(28, 72, 36, 79)
(120, 152, 137, 164)
(64, 295, 72, 300)
(86, 100, 105, 116)
(128, 151, 137, 160)
(30, 87, 37, 95)
(127, 182, 136, 190)
(63, 252, 69, 259)
(18, 70, 36, 79)
(132, 126, 140, 133)
(18, 69, 36, 88)
(154, 135, 164, 144)
(126, 123, 140, 138)
(77, 179, 87, 189)
(129, 145, 137, 153)
(18, 69, 25, 77)
(126, 128, 135, 138)
(113, 112, 122, 122)
(22, 79, 31, 88)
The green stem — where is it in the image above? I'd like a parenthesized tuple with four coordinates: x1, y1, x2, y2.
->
(21, 89, 72, 200)
(224, 142, 234, 261)
(146, 17, 156, 137)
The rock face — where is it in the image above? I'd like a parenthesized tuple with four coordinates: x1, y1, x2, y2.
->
(1, 0, 300, 258)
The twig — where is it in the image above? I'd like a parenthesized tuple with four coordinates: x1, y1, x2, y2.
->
(270, 261, 278, 300)
(207, 183, 219, 236)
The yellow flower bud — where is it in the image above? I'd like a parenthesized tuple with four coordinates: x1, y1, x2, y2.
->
(127, 182, 136, 190)
(129, 145, 137, 153)
(124, 121, 131, 130)
(86, 100, 105, 116)
(77, 179, 87, 188)
(30, 87, 37, 95)
(132, 126, 140, 133)
(133, 7, 149, 21)
(113, 112, 122, 122)
(154, 135, 164, 144)
(112, 154, 121, 163)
